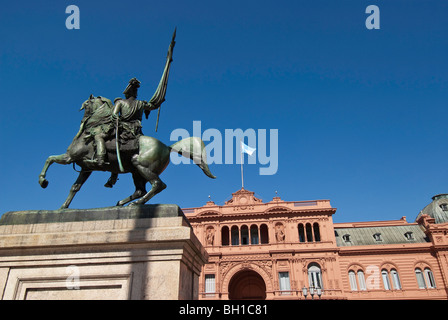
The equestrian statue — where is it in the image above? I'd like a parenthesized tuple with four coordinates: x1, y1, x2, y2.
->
(38, 29, 216, 209)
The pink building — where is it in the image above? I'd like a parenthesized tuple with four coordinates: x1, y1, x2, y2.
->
(183, 189, 448, 300)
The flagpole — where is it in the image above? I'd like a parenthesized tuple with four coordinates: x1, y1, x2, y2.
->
(240, 140, 256, 190)
(240, 140, 244, 189)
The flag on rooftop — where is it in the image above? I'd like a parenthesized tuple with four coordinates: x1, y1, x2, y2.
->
(241, 141, 256, 156)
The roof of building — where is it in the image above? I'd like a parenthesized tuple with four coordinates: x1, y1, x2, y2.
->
(415, 194, 448, 224)
(334, 224, 429, 247)
(183, 188, 336, 218)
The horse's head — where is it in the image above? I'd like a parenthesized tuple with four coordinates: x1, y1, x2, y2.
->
(80, 94, 113, 116)
(80, 94, 97, 115)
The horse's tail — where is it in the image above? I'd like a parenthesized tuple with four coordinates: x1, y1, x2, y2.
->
(169, 137, 216, 179)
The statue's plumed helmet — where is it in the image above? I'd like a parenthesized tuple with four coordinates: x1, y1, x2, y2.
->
(123, 78, 141, 96)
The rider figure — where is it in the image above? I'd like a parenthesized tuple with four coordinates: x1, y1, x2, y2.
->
(112, 78, 159, 140)
(104, 78, 158, 188)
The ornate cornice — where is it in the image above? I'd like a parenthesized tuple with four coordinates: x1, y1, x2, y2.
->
(186, 207, 336, 221)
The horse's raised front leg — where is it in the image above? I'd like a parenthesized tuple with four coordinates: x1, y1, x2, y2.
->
(39, 153, 73, 188)
(60, 170, 92, 209)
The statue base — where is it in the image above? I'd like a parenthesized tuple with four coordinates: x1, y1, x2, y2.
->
(0, 205, 208, 300)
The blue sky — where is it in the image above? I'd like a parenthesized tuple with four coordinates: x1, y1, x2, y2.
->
(0, 0, 447, 223)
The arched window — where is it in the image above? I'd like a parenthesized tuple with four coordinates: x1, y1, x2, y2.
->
(313, 223, 321, 242)
(298, 224, 305, 243)
(424, 268, 436, 288)
(357, 270, 367, 291)
(240, 225, 249, 245)
(415, 268, 426, 289)
(221, 226, 229, 246)
(308, 263, 323, 289)
(231, 226, 239, 245)
(381, 269, 391, 290)
(305, 223, 313, 242)
(348, 270, 358, 291)
(260, 224, 269, 244)
(250, 225, 259, 245)
(390, 269, 401, 290)
(415, 267, 436, 289)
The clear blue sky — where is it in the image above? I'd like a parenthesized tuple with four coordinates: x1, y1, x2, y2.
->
(0, 0, 447, 223)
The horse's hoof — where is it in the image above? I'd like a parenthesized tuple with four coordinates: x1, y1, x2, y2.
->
(39, 178, 49, 189)
(129, 202, 142, 207)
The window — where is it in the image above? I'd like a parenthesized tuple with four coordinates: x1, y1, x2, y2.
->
(391, 269, 402, 290)
(440, 203, 448, 211)
(298, 224, 305, 243)
(308, 264, 323, 289)
(221, 226, 229, 246)
(250, 225, 259, 245)
(260, 224, 269, 244)
(404, 231, 414, 241)
(415, 267, 436, 289)
(348, 271, 358, 291)
(231, 226, 239, 245)
(313, 223, 321, 242)
(342, 234, 351, 242)
(424, 268, 436, 288)
(278, 272, 291, 292)
(240, 225, 249, 245)
(357, 270, 367, 291)
(373, 233, 382, 242)
(381, 270, 391, 290)
(415, 268, 426, 289)
(205, 274, 215, 295)
(306, 223, 313, 242)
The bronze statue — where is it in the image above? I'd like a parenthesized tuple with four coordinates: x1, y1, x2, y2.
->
(38, 29, 216, 209)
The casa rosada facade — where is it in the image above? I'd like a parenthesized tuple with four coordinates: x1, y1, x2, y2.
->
(182, 188, 448, 300)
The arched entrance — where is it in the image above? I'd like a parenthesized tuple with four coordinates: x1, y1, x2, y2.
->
(228, 269, 267, 300)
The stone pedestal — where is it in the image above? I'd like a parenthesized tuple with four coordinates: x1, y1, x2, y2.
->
(0, 204, 208, 300)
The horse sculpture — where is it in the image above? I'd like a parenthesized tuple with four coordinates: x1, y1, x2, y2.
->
(38, 96, 216, 209)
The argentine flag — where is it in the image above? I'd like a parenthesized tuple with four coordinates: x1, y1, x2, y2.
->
(241, 141, 256, 156)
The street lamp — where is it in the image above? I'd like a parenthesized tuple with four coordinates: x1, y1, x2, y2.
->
(302, 285, 323, 300)
(302, 286, 307, 299)
(316, 287, 322, 299)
